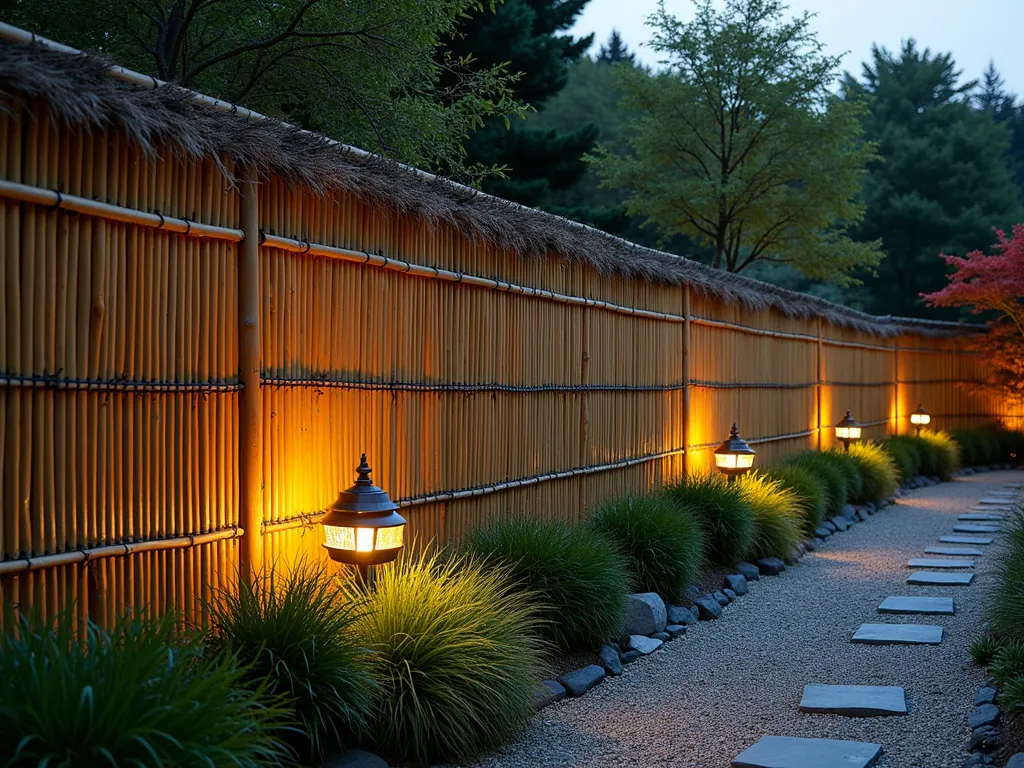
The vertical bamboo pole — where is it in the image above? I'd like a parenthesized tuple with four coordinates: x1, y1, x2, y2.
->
(892, 338, 900, 436)
(816, 317, 823, 450)
(238, 166, 262, 583)
(682, 284, 691, 476)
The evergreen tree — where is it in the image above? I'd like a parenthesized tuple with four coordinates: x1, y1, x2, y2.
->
(975, 62, 1024, 205)
(447, 0, 598, 205)
(844, 42, 1023, 317)
(597, 29, 635, 65)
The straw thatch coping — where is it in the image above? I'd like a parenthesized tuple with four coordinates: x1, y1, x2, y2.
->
(0, 27, 982, 338)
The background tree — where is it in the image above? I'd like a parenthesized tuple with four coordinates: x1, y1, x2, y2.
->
(923, 225, 1024, 400)
(975, 62, 1024, 205)
(844, 42, 1022, 317)
(445, 0, 598, 205)
(590, 0, 882, 283)
(597, 29, 634, 65)
(5, 0, 524, 177)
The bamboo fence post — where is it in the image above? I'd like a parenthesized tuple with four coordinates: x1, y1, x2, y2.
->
(893, 338, 900, 436)
(238, 167, 262, 583)
(816, 317, 823, 450)
(682, 284, 691, 476)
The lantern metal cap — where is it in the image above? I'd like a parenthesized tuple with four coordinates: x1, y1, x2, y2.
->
(916, 403, 928, 415)
(326, 454, 400, 515)
(835, 410, 860, 429)
(714, 423, 756, 457)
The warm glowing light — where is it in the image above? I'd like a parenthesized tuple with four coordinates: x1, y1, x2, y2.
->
(834, 426, 862, 440)
(324, 525, 356, 550)
(910, 404, 931, 426)
(713, 423, 756, 479)
(714, 453, 755, 470)
(356, 527, 374, 552)
(375, 525, 404, 550)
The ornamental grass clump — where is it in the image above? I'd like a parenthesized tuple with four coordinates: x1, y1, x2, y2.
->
(992, 639, 1024, 686)
(464, 515, 630, 651)
(205, 561, 375, 761)
(347, 549, 542, 764)
(822, 449, 863, 504)
(591, 494, 704, 602)
(847, 442, 900, 502)
(736, 472, 803, 560)
(0, 609, 292, 768)
(765, 464, 828, 533)
(917, 429, 961, 480)
(990, 509, 1024, 640)
(785, 451, 848, 516)
(906, 434, 940, 476)
(663, 472, 753, 566)
(971, 635, 1004, 667)
(951, 429, 983, 466)
(881, 436, 921, 480)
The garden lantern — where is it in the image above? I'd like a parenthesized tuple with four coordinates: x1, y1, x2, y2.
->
(910, 403, 931, 436)
(834, 410, 862, 452)
(321, 454, 406, 583)
(714, 423, 756, 483)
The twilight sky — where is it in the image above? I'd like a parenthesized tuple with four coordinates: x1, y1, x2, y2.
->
(570, 0, 1024, 94)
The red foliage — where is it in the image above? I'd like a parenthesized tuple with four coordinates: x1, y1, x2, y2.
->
(923, 225, 1024, 398)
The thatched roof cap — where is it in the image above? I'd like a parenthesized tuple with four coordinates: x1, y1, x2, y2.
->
(0, 26, 982, 338)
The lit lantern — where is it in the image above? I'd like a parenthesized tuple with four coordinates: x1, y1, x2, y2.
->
(910, 403, 931, 436)
(834, 410, 862, 452)
(714, 423, 756, 483)
(321, 454, 406, 581)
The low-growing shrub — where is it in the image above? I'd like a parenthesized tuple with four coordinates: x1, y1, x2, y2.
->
(205, 561, 375, 761)
(970, 635, 1004, 666)
(908, 434, 940, 477)
(591, 494, 704, 601)
(765, 464, 829, 532)
(663, 473, 753, 565)
(881, 436, 921, 481)
(1001, 675, 1024, 711)
(917, 429, 960, 480)
(822, 450, 864, 504)
(785, 451, 848, 516)
(990, 509, 1024, 639)
(465, 515, 631, 651)
(992, 639, 1024, 686)
(951, 429, 983, 466)
(0, 609, 292, 767)
(347, 550, 542, 764)
(974, 427, 1004, 465)
(847, 442, 900, 502)
(737, 472, 804, 560)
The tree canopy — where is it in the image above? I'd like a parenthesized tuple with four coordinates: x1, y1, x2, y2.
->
(589, 0, 882, 284)
(7, 0, 525, 178)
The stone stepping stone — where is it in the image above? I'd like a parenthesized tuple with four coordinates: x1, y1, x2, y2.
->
(953, 524, 999, 533)
(799, 684, 907, 716)
(979, 497, 1014, 505)
(908, 571, 974, 586)
(731, 736, 882, 768)
(852, 623, 943, 645)
(907, 557, 975, 569)
(878, 595, 954, 615)
(960, 513, 1006, 521)
(940, 535, 994, 545)
(925, 545, 983, 556)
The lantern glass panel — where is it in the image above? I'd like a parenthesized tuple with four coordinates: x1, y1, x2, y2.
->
(324, 525, 356, 551)
(356, 527, 375, 553)
(910, 413, 931, 425)
(849, 426, 862, 439)
(738, 453, 754, 469)
(716, 453, 739, 469)
(376, 525, 404, 551)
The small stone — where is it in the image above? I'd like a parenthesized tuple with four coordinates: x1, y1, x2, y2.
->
(623, 592, 667, 635)
(823, 520, 838, 533)
(558, 665, 605, 697)
(627, 634, 664, 655)
(532, 680, 567, 710)
(974, 466, 991, 473)
(963, 753, 992, 766)
(665, 623, 687, 638)
(805, 537, 824, 551)
(876, 499, 890, 509)
(830, 516, 851, 532)
(814, 526, 832, 538)
(796, 541, 808, 555)
(667, 604, 698, 625)
(974, 687, 997, 706)
(969, 703, 999, 729)
(754, 557, 786, 576)
(599, 645, 622, 676)
(1005, 753, 1024, 768)
(734, 562, 761, 581)
(724, 573, 748, 595)
(619, 649, 642, 664)
(322, 750, 390, 768)
(714, 590, 730, 606)
(682, 585, 702, 604)
(783, 549, 801, 566)
(723, 588, 738, 601)
(840, 503, 857, 520)
(694, 594, 723, 619)
(862, 502, 876, 514)
(651, 631, 670, 642)
(963, 467, 976, 475)
(967, 725, 1000, 752)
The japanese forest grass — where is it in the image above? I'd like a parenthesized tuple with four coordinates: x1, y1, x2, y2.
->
(736, 472, 804, 560)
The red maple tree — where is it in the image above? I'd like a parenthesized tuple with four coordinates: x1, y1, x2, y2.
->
(923, 224, 1024, 399)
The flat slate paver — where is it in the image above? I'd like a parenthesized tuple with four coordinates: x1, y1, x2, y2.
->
(979, 497, 1016, 504)
(960, 513, 1006, 521)
(852, 623, 943, 645)
(878, 596, 954, 615)
(953, 524, 999, 533)
(907, 558, 975, 569)
(925, 545, 984, 556)
(731, 736, 883, 768)
(907, 571, 974, 586)
(940, 535, 994, 545)
(799, 684, 907, 716)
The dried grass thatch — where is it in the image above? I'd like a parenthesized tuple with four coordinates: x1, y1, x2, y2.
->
(0, 32, 984, 337)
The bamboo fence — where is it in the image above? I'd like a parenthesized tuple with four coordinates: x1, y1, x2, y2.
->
(0, 26, 1011, 627)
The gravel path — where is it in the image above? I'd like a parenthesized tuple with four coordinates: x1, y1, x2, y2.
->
(462, 470, 1023, 768)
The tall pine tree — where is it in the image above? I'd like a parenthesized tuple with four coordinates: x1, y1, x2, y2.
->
(447, 0, 598, 205)
(975, 62, 1024, 205)
(844, 41, 1022, 317)
(597, 29, 635, 64)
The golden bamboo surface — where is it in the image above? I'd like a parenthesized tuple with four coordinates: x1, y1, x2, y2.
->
(0, 98, 1007, 626)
